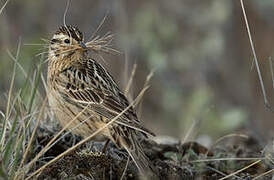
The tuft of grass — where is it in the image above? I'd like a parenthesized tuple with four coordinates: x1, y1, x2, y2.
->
(0, 37, 45, 180)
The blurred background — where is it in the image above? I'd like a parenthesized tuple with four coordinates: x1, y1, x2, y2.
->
(0, 0, 274, 145)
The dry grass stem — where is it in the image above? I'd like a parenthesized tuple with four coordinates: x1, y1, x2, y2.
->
(268, 57, 274, 89)
(240, 0, 273, 111)
(0, 0, 9, 15)
(7, 49, 44, 102)
(125, 63, 137, 97)
(16, 97, 48, 178)
(253, 169, 274, 180)
(120, 156, 130, 180)
(190, 157, 265, 163)
(181, 119, 197, 144)
(0, 41, 21, 151)
(88, 13, 108, 41)
(136, 70, 154, 113)
(219, 160, 262, 180)
(85, 32, 121, 55)
(25, 102, 93, 172)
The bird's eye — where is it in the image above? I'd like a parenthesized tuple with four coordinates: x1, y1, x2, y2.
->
(64, 39, 70, 44)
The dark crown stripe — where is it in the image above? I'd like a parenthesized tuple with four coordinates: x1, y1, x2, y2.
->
(56, 25, 83, 41)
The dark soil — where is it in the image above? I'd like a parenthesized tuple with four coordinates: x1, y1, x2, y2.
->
(33, 128, 273, 180)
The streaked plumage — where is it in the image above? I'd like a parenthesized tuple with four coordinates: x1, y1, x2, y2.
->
(47, 25, 155, 175)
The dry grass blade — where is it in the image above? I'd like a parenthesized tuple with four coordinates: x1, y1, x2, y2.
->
(219, 160, 262, 180)
(136, 70, 154, 110)
(206, 166, 229, 178)
(7, 50, 27, 77)
(25, 101, 92, 172)
(41, 73, 48, 95)
(253, 169, 274, 180)
(40, 38, 51, 43)
(85, 32, 121, 55)
(181, 119, 197, 144)
(7, 50, 44, 103)
(88, 13, 108, 41)
(5, 92, 20, 129)
(0, 0, 9, 15)
(26, 86, 150, 179)
(15, 97, 47, 178)
(0, 39, 21, 151)
(24, 43, 48, 46)
(120, 156, 130, 180)
(269, 57, 274, 89)
(36, 45, 79, 58)
(190, 157, 265, 163)
(45, 114, 95, 153)
(125, 63, 137, 97)
(0, 111, 4, 119)
(63, 0, 71, 27)
(240, 0, 274, 111)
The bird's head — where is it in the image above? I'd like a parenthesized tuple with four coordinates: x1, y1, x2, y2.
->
(49, 25, 87, 59)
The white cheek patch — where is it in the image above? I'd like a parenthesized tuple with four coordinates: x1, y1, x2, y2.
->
(52, 34, 75, 46)
(53, 34, 66, 41)
(49, 33, 78, 59)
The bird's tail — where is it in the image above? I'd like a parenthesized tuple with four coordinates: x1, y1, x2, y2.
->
(121, 132, 156, 177)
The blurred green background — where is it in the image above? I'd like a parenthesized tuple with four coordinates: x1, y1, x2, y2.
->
(0, 0, 274, 144)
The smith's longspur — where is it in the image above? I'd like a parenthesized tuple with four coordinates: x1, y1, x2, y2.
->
(47, 25, 155, 175)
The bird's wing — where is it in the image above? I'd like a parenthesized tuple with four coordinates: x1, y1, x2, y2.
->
(54, 59, 154, 136)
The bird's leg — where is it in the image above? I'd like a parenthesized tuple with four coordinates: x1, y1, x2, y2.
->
(102, 139, 110, 153)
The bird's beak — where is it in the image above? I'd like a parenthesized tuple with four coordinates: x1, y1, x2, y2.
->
(79, 41, 87, 50)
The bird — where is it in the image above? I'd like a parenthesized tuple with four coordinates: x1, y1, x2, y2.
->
(47, 25, 156, 175)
